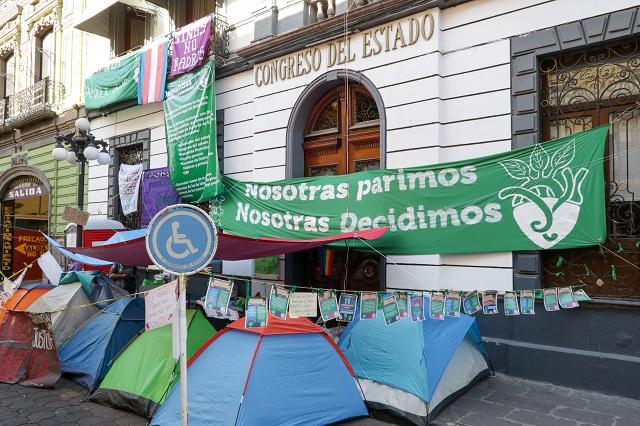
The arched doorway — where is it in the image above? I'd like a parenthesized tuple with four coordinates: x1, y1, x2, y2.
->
(0, 168, 50, 283)
(287, 74, 385, 292)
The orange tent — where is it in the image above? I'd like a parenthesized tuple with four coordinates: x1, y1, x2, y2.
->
(0, 285, 52, 324)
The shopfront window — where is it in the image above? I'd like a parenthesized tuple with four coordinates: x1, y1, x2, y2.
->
(540, 40, 640, 298)
(301, 82, 381, 292)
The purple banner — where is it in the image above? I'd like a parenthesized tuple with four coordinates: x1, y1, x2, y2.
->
(170, 16, 211, 78)
(141, 167, 181, 226)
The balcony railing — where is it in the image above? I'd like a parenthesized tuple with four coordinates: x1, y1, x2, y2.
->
(211, 14, 232, 66)
(307, 0, 379, 23)
(4, 78, 65, 127)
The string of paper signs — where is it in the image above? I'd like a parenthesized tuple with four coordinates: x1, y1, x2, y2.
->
(204, 276, 591, 328)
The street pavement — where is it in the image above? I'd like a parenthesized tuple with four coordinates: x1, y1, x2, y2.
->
(0, 374, 638, 425)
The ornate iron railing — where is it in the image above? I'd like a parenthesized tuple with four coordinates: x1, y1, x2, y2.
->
(539, 40, 640, 298)
(211, 14, 231, 66)
(5, 78, 64, 127)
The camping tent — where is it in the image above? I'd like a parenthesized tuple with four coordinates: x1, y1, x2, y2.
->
(0, 283, 53, 324)
(90, 309, 216, 418)
(338, 313, 491, 425)
(151, 316, 368, 426)
(59, 297, 145, 391)
(59, 271, 129, 307)
(26, 282, 99, 347)
(0, 283, 59, 388)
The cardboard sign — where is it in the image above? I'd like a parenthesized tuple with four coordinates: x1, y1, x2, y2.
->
(63, 206, 90, 227)
(145, 280, 178, 330)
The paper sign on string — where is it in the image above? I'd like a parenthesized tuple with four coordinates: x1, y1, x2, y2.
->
(288, 292, 318, 318)
(463, 292, 482, 315)
(360, 292, 378, 320)
(246, 297, 268, 328)
(409, 292, 425, 321)
(430, 292, 445, 320)
(204, 278, 234, 314)
(482, 291, 499, 315)
(558, 287, 579, 309)
(338, 293, 358, 322)
(318, 290, 339, 322)
(269, 286, 290, 320)
(382, 293, 401, 326)
(145, 280, 178, 331)
(519, 290, 535, 315)
(395, 291, 409, 318)
(573, 289, 591, 302)
(444, 291, 461, 317)
(543, 288, 560, 311)
(503, 291, 520, 316)
(38, 251, 63, 286)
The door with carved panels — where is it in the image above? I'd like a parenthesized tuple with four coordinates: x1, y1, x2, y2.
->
(540, 41, 640, 298)
(302, 83, 381, 292)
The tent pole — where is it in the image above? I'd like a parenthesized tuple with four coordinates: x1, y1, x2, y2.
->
(179, 274, 188, 426)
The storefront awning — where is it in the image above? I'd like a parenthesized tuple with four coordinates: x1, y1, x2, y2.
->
(72, 0, 156, 38)
(56, 228, 388, 267)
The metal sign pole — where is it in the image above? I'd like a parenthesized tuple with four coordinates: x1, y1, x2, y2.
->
(179, 273, 188, 426)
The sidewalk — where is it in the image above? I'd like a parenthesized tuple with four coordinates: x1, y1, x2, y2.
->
(1, 373, 638, 425)
(433, 373, 640, 426)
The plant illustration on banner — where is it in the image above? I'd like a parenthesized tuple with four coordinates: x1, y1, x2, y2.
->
(498, 139, 589, 249)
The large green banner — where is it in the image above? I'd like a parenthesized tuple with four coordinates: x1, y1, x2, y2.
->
(164, 61, 223, 202)
(218, 126, 609, 255)
(84, 52, 140, 110)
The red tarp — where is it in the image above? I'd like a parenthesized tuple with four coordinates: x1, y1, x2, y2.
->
(57, 228, 388, 266)
(0, 311, 60, 388)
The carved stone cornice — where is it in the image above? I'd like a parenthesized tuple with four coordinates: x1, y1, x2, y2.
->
(0, 36, 17, 58)
(27, 1, 61, 38)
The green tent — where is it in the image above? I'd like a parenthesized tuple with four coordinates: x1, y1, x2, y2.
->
(89, 309, 215, 417)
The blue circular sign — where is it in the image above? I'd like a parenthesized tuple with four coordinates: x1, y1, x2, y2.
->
(146, 204, 218, 275)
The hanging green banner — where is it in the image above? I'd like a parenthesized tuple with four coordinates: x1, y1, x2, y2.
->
(218, 126, 608, 255)
(84, 52, 140, 110)
(164, 61, 223, 202)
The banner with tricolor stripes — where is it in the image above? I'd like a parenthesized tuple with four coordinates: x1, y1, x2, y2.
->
(138, 37, 169, 105)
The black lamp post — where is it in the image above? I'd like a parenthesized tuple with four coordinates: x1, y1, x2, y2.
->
(52, 117, 109, 247)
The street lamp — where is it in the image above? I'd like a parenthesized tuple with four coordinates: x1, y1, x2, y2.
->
(52, 117, 109, 246)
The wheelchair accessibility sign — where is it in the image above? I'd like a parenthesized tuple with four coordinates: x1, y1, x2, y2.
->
(146, 204, 218, 275)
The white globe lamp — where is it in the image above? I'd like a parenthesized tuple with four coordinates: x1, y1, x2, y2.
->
(83, 144, 99, 161)
(52, 145, 68, 161)
(75, 117, 90, 132)
(97, 149, 110, 165)
(67, 150, 78, 164)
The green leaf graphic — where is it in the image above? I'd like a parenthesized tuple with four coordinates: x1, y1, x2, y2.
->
(530, 143, 550, 174)
(549, 138, 576, 172)
(499, 159, 530, 180)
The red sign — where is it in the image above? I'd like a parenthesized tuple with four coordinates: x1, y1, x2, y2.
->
(13, 229, 48, 281)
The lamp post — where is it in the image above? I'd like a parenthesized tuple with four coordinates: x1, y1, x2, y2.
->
(52, 117, 109, 247)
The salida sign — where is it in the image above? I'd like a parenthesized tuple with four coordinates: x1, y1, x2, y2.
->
(218, 127, 609, 256)
(3, 176, 47, 201)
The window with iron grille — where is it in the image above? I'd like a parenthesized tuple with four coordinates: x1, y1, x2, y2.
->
(540, 40, 640, 298)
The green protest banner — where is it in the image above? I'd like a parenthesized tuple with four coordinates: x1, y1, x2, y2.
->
(84, 52, 140, 110)
(164, 61, 223, 202)
(218, 127, 608, 255)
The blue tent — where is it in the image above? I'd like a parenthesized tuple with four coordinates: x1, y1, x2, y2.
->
(338, 312, 490, 425)
(59, 297, 145, 391)
(151, 316, 368, 426)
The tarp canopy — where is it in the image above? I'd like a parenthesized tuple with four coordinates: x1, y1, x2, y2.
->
(0, 284, 53, 325)
(43, 234, 113, 267)
(90, 309, 216, 418)
(26, 282, 99, 347)
(338, 310, 490, 424)
(60, 297, 145, 391)
(150, 316, 368, 426)
(52, 227, 387, 266)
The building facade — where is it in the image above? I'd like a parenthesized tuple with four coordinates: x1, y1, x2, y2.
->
(76, 0, 639, 397)
(0, 0, 111, 281)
